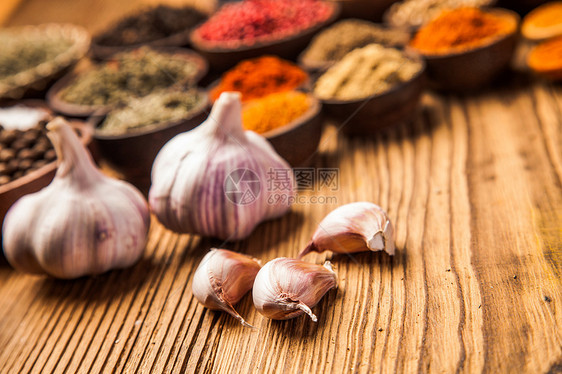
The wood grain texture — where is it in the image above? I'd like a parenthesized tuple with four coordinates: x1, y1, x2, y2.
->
(1, 1, 562, 373)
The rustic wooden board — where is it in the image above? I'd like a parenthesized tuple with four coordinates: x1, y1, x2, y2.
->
(1, 1, 562, 373)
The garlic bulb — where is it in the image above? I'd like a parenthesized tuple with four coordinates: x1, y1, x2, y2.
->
(149, 91, 294, 240)
(192, 248, 261, 328)
(2, 117, 150, 279)
(252, 258, 337, 321)
(299, 202, 395, 258)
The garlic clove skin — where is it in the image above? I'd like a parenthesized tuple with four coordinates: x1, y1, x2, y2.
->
(192, 248, 261, 328)
(2, 117, 150, 279)
(149, 91, 294, 241)
(298, 202, 395, 258)
(252, 258, 337, 322)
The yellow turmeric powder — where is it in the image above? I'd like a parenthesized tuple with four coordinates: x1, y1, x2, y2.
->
(410, 7, 514, 54)
(522, 2, 562, 41)
(242, 91, 310, 134)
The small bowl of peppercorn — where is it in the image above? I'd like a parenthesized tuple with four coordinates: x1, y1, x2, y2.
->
(189, 0, 340, 71)
(0, 101, 93, 231)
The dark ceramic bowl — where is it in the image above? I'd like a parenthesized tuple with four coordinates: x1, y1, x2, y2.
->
(0, 23, 90, 101)
(189, 2, 340, 72)
(89, 93, 209, 193)
(46, 47, 208, 117)
(260, 95, 323, 167)
(0, 114, 93, 231)
(315, 54, 426, 136)
(408, 8, 520, 92)
(330, 0, 398, 22)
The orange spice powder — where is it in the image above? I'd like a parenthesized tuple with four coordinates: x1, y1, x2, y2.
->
(410, 7, 514, 54)
(528, 36, 562, 79)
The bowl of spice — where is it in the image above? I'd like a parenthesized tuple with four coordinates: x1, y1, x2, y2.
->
(298, 19, 410, 71)
(0, 102, 92, 230)
(313, 44, 426, 136)
(521, 2, 562, 41)
(47, 46, 208, 117)
(408, 7, 519, 91)
(242, 91, 322, 166)
(384, 0, 496, 31)
(209, 56, 309, 103)
(190, 0, 340, 71)
(0, 23, 90, 100)
(89, 89, 209, 191)
(527, 36, 562, 80)
(91, 4, 208, 59)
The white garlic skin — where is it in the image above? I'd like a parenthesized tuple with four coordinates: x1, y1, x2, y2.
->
(192, 248, 261, 327)
(299, 202, 395, 258)
(2, 118, 150, 279)
(149, 91, 293, 241)
(252, 258, 337, 321)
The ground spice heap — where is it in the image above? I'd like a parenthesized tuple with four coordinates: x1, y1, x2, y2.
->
(195, 0, 333, 45)
(410, 7, 513, 54)
(522, 2, 562, 40)
(99, 90, 205, 135)
(95, 5, 207, 46)
(60, 47, 200, 106)
(242, 91, 311, 134)
(528, 36, 562, 80)
(301, 19, 410, 66)
(385, 0, 494, 30)
(314, 44, 422, 101)
(210, 56, 308, 102)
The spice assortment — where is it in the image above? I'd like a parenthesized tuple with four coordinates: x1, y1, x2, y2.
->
(242, 91, 312, 134)
(410, 7, 514, 54)
(97, 90, 206, 135)
(59, 47, 200, 107)
(385, 0, 495, 30)
(300, 19, 410, 68)
(314, 44, 423, 100)
(94, 5, 206, 47)
(194, 0, 334, 46)
(210, 56, 308, 102)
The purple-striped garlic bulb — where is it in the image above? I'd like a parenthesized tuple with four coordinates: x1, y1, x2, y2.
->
(2, 117, 150, 279)
(149, 91, 294, 241)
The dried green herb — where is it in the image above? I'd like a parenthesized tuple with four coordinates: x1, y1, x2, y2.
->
(60, 47, 200, 106)
(98, 90, 205, 135)
(0, 34, 72, 80)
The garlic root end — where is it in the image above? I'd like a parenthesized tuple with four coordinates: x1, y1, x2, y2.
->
(295, 302, 317, 322)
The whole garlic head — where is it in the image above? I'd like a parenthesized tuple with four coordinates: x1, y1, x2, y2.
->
(252, 258, 337, 321)
(2, 117, 150, 279)
(149, 91, 294, 240)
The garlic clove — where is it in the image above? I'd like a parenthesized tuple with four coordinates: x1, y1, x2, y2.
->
(298, 202, 395, 258)
(252, 258, 337, 321)
(149, 91, 294, 241)
(192, 248, 262, 328)
(2, 117, 150, 278)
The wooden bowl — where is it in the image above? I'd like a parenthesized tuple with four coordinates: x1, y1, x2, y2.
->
(189, 2, 340, 72)
(46, 48, 208, 117)
(261, 95, 323, 167)
(0, 117, 93, 232)
(89, 93, 209, 193)
(408, 8, 520, 91)
(0, 23, 90, 101)
(316, 55, 426, 136)
(330, 0, 398, 22)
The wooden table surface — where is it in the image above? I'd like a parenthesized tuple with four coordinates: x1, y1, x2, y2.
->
(1, 1, 562, 373)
